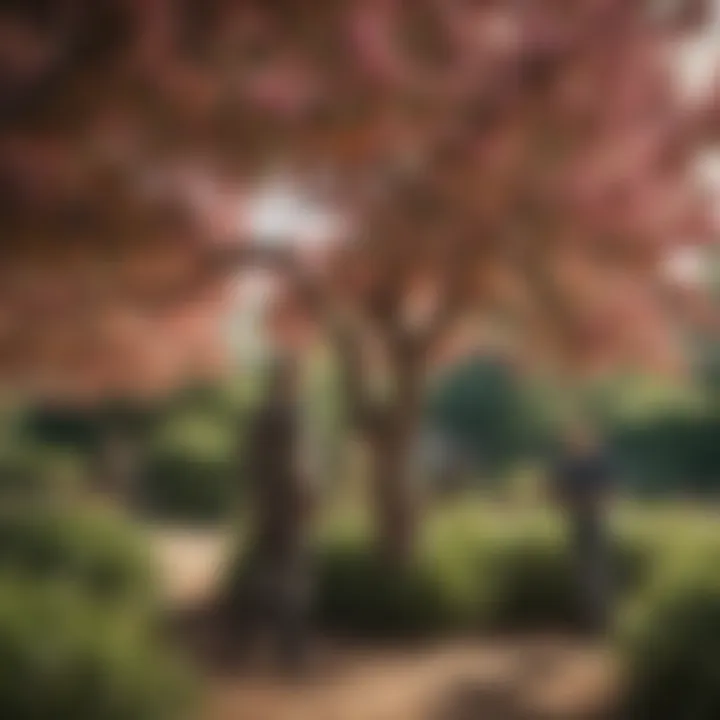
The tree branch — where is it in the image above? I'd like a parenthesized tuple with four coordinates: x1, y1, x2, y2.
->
(211, 241, 377, 430)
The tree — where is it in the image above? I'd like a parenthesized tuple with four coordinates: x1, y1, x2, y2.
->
(0, 0, 236, 401)
(2, 1, 718, 559)
(231, 0, 719, 560)
(428, 355, 535, 481)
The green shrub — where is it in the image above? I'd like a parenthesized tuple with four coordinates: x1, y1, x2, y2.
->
(314, 535, 452, 638)
(476, 522, 577, 629)
(428, 357, 541, 478)
(610, 415, 720, 496)
(142, 453, 236, 523)
(290, 509, 657, 638)
(0, 443, 47, 501)
(621, 548, 720, 720)
(0, 576, 194, 720)
(141, 414, 239, 523)
(227, 504, 719, 639)
(0, 443, 86, 504)
(0, 509, 156, 609)
(0, 509, 197, 718)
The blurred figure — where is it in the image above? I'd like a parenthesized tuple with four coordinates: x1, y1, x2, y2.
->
(231, 353, 315, 673)
(552, 421, 616, 634)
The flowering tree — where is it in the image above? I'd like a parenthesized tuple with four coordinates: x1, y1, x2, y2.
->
(1, 0, 718, 557)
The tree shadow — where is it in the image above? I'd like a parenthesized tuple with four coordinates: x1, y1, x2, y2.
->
(427, 645, 614, 720)
(430, 677, 530, 720)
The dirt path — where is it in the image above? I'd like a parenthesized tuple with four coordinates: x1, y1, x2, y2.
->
(205, 640, 615, 720)
(148, 526, 231, 607)
(148, 528, 616, 720)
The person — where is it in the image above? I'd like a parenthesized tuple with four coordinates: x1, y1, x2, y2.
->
(551, 421, 616, 634)
(229, 354, 315, 673)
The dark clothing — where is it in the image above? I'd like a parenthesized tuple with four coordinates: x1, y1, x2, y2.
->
(553, 448, 615, 633)
(234, 396, 313, 670)
(553, 450, 615, 512)
(245, 400, 309, 555)
(569, 508, 611, 632)
(235, 540, 312, 671)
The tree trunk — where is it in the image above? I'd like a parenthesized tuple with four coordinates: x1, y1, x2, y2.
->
(366, 364, 423, 565)
(332, 322, 425, 564)
(368, 428, 417, 564)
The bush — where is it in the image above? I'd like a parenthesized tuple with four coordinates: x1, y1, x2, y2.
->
(610, 415, 720, 496)
(0, 443, 86, 504)
(314, 534, 454, 638)
(141, 414, 239, 523)
(289, 508, 657, 638)
(621, 548, 720, 720)
(476, 522, 578, 629)
(313, 521, 589, 638)
(0, 507, 197, 719)
(226, 504, 720, 639)
(0, 443, 47, 501)
(142, 453, 236, 523)
(428, 357, 540, 479)
(0, 576, 194, 720)
(0, 509, 156, 609)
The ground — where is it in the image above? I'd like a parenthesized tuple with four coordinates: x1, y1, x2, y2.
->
(150, 528, 617, 720)
(205, 640, 615, 720)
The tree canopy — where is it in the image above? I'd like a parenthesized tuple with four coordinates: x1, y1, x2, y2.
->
(1, 0, 717, 397)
